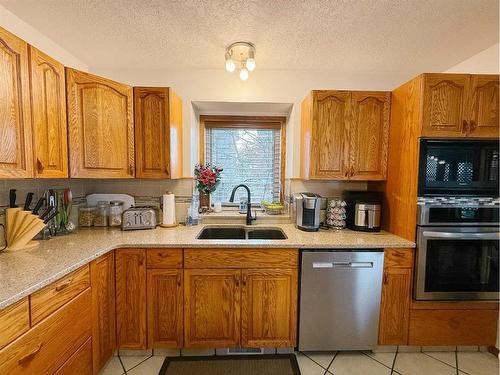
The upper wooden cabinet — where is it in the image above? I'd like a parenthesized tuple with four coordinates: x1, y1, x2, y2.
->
(0, 27, 33, 178)
(134, 87, 183, 179)
(421, 73, 499, 138)
(66, 68, 134, 178)
(29, 46, 68, 178)
(301, 90, 390, 180)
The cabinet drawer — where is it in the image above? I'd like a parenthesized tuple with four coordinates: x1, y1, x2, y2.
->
(184, 249, 299, 269)
(0, 298, 29, 350)
(54, 337, 92, 375)
(0, 289, 92, 374)
(147, 248, 183, 268)
(384, 248, 414, 268)
(30, 265, 90, 325)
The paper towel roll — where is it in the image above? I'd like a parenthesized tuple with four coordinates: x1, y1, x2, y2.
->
(162, 192, 176, 226)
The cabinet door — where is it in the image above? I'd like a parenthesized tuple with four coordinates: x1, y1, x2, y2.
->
(468, 74, 499, 138)
(350, 92, 390, 180)
(115, 249, 147, 349)
(378, 267, 412, 345)
(184, 269, 240, 348)
(90, 252, 116, 374)
(134, 87, 171, 178)
(0, 27, 33, 178)
(311, 91, 350, 179)
(241, 269, 297, 348)
(421, 73, 469, 137)
(147, 269, 183, 348)
(66, 68, 134, 178)
(29, 46, 68, 178)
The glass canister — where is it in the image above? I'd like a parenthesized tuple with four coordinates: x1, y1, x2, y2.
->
(94, 201, 109, 227)
(109, 200, 124, 227)
(78, 206, 96, 227)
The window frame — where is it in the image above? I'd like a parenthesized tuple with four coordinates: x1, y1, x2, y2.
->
(199, 115, 287, 203)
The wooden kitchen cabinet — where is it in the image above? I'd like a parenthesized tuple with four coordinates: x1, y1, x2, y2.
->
(29, 46, 68, 178)
(349, 92, 390, 180)
(134, 87, 183, 179)
(468, 74, 499, 138)
(421, 73, 499, 138)
(90, 252, 116, 374)
(300, 90, 390, 180)
(378, 249, 413, 345)
(184, 269, 241, 348)
(0, 26, 33, 178)
(241, 269, 297, 348)
(147, 269, 184, 348)
(115, 249, 147, 349)
(66, 68, 134, 178)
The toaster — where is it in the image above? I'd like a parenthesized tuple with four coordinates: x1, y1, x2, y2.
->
(122, 206, 157, 231)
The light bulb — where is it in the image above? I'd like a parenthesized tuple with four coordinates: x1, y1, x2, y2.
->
(225, 52, 235, 72)
(246, 58, 256, 71)
(239, 67, 249, 81)
(225, 59, 235, 73)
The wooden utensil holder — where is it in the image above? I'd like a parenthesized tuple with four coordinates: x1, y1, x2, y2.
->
(5, 208, 45, 251)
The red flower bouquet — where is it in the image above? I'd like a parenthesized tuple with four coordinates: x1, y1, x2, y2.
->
(194, 164, 223, 194)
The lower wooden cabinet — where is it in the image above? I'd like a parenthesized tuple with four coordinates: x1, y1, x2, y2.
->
(0, 289, 91, 374)
(184, 269, 241, 348)
(241, 269, 297, 348)
(115, 249, 147, 349)
(378, 249, 413, 345)
(54, 337, 93, 375)
(147, 269, 184, 348)
(91, 252, 116, 373)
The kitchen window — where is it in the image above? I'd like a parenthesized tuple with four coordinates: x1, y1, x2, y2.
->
(200, 116, 286, 204)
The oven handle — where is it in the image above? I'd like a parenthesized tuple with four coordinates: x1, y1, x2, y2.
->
(422, 231, 500, 240)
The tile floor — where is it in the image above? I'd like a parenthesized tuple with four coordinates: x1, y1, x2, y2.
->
(100, 349, 499, 375)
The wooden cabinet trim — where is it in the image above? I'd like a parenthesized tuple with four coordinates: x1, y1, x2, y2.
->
(30, 265, 90, 325)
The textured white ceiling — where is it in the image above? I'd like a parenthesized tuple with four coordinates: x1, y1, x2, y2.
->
(1, 0, 498, 72)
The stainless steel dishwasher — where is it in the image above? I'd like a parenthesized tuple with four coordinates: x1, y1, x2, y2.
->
(299, 249, 384, 351)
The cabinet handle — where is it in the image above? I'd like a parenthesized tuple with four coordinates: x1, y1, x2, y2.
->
(383, 272, 388, 285)
(344, 169, 349, 178)
(242, 275, 247, 287)
(469, 120, 476, 133)
(18, 342, 43, 364)
(55, 279, 72, 292)
(350, 166, 354, 177)
(177, 274, 182, 287)
(462, 120, 468, 134)
(36, 158, 44, 173)
(235, 276, 240, 288)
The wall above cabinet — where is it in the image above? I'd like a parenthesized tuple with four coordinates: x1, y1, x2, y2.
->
(300, 90, 390, 181)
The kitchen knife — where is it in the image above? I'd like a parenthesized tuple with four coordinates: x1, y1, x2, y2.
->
(43, 210, 59, 224)
(23, 192, 34, 211)
(9, 189, 17, 208)
(32, 197, 46, 215)
(39, 206, 54, 221)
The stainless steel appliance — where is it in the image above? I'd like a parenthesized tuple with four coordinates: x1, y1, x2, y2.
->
(344, 191, 382, 232)
(299, 250, 384, 350)
(414, 197, 499, 301)
(122, 206, 157, 231)
(294, 193, 323, 232)
(418, 139, 499, 196)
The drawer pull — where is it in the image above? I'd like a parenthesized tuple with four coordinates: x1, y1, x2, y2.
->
(18, 342, 43, 364)
(55, 279, 72, 291)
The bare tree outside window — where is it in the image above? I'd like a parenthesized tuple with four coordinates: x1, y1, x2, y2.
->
(206, 127, 281, 204)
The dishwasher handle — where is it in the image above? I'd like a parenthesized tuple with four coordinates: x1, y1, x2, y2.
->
(312, 261, 374, 269)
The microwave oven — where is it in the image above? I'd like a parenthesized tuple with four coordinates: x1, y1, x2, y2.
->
(418, 139, 499, 197)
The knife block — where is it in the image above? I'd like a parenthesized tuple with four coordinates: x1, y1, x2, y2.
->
(5, 208, 45, 251)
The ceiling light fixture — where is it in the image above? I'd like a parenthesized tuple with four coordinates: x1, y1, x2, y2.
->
(224, 41, 256, 80)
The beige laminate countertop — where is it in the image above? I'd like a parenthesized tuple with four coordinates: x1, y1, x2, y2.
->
(0, 223, 414, 309)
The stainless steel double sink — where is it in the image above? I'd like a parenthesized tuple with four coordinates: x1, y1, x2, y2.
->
(196, 226, 287, 240)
